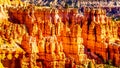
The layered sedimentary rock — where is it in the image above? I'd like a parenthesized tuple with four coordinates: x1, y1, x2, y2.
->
(81, 8, 120, 66)
(108, 43, 120, 66)
(118, 22, 120, 38)
(0, 6, 89, 68)
(0, 4, 120, 68)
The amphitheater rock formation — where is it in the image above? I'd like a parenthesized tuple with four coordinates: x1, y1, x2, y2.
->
(0, 4, 120, 68)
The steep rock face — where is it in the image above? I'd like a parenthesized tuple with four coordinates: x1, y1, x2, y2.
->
(118, 24, 120, 38)
(108, 43, 120, 66)
(60, 24, 88, 65)
(80, 8, 120, 66)
(0, 7, 89, 68)
(0, 6, 120, 68)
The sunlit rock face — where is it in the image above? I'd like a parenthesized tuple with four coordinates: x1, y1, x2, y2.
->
(0, 3, 120, 68)
(118, 24, 120, 38)
(0, 6, 90, 68)
(81, 8, 120, 66)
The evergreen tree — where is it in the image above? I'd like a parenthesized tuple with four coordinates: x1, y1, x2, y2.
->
(88, 61, 95, 68)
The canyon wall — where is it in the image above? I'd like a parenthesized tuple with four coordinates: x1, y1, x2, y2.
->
(0, 6, 120, 68)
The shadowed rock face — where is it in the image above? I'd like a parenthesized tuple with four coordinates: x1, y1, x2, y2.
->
(0, 5, 120, 68)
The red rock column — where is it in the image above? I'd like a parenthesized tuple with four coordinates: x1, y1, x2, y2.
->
(17, 8, 23, 24)
(82, 8, 91, 48)
(118, 26, 120, 38)
(60, 23, 70, 55)
(44, 9, 52, 36)
(44, 35, 65, 68)
(95, 42, 102, 55)
(69, 24, 87, 65)
(108, 44, 114, 61)
(81, 21, 88, 46)
(101, 43, 108, 61)
(37, 31, 45, 60)
(113, 44, 120, 66)
(87, 22, 95, 52)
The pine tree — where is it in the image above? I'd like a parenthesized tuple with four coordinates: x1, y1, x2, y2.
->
(88, 61, 95, 68)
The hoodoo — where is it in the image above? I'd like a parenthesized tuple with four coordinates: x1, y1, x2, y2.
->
(0, 0, 120, 68)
